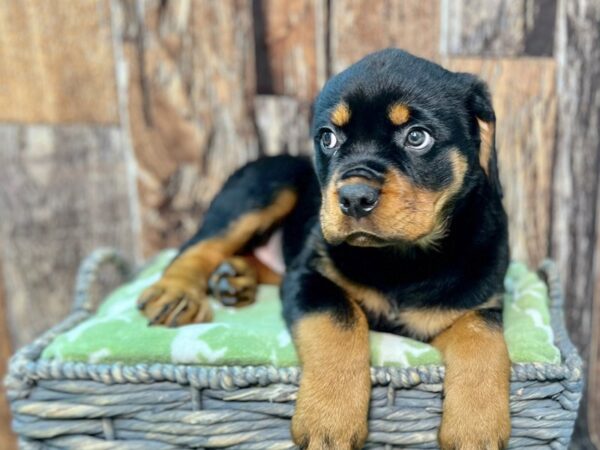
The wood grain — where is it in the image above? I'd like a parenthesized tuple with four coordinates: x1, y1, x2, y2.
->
(445, 58, 556, 267)
(0, 1, 597, 446)
(329, 0, 440, 74)
(254, 0, 326, 102)
(441, 0, 557, 57)
(252, 0, 325, 158)
(551, 1, 600, 447)
(0, 256, 17, 450)
(0, 125, 136, 347)
(254, 95, 313, 156)
(0, 0, 118, 124)
(113, 0, 259, 256)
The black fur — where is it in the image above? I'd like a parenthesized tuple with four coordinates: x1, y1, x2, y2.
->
(176, 48, 509, 339)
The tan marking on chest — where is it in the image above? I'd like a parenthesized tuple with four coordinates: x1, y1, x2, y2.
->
(317, 253, 392, 319)
(399, 295, 503, 340)
(317, 251, 504, 341)
(397, 308, 466, 340)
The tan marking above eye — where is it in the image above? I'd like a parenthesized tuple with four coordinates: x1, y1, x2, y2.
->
(388, 103, 410, 125)
(330, 102, 351, 126)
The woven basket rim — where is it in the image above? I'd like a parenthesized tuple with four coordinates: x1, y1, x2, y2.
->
(5, 249, 583, 399)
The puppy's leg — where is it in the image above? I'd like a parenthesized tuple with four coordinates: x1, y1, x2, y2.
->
(138, 157, 308, 326)
(283, 268, 371, 450)
(432, 309, 511, 450)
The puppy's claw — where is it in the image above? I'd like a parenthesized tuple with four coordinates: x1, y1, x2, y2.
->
(220, 296, 239, 306)
(137, 286, 164, 310)
(149, 303, 171, 325)
(215, 261, 237, 277)
(138, 277, 212, 326)
(167, 299, 189, 327)
(217, 278, 236, 295)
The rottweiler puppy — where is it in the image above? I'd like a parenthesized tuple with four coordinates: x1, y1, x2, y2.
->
(138, 48, 511, 450)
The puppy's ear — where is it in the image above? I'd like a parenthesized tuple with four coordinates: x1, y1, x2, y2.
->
(462, 75, 503, 198)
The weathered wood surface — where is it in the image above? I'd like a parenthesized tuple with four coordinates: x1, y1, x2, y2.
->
(254, 0, 326, 101)
(254, 96, 312, 156)
(0, 0, 598, 447)
(0, 125, 136, 347)
(0, 256, 17, 450)
(551, 1, 600, 448)
(113, 0, 259, 256)
(0, 0, 118, 124)
(445, 58, 557, 266)
(329, 0, 440, 74)
(441, 0, 557, 56)
(253, 0, 325, 160)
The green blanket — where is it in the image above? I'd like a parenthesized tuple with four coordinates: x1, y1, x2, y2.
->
(42, 250, 561, 367)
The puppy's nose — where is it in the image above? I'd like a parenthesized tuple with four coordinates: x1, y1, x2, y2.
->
(338, 184, 380, 218)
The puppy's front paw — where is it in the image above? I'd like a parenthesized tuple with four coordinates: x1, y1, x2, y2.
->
(291, 404, 367, 450)
(439, 396, 510, 450)
(137, 278, 212, 326)
(291, 371, 369, 450)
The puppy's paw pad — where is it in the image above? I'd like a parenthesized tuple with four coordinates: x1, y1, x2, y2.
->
(208, 257, 257, 307)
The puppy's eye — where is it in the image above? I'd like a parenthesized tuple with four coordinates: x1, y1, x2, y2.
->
(405, 128, 433, 150)
(320, 131, 338, 150)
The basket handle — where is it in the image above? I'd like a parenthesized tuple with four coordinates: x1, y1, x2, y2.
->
(71, 248, 132, 314)
(538, 259, 583, 373)
(538, 259, 564, 311)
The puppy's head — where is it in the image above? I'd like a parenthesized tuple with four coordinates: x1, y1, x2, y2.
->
(312, 49, 500, 248)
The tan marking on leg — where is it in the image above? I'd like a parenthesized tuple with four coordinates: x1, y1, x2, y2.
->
(292, 308, 370, 450)
(388, 102, 410, 125)
(244, 254, 282, 285)
(477, 119, 495, 178)
(432, 310, 511, 450)
(138, 190, 297, 325)
(330, 102, 351, 127)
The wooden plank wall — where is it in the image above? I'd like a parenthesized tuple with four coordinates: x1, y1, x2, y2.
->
(0, 256, 15, 448)
(0, 1, 598, 448)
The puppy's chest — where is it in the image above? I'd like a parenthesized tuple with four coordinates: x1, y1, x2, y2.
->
(318, 262, 462, 341)
(350, 285, 464, 341)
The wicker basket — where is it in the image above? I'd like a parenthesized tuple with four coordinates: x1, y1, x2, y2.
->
(6, 249, 583, 449)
